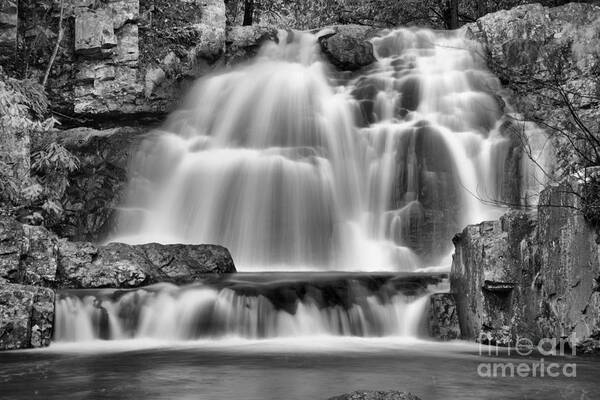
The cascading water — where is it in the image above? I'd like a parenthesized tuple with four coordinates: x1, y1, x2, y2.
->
(54, 274, 443, 342)
(112, 28, 550, 271)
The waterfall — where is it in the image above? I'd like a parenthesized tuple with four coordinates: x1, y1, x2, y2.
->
(112, 28, 551, 271)
(54, 274, 442, 342)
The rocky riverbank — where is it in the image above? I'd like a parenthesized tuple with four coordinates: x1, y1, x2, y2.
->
(0, 215, 236, 350)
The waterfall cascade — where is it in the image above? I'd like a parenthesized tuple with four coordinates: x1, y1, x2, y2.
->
(54, 273, 444, 342)
(112, 28, 551, 271)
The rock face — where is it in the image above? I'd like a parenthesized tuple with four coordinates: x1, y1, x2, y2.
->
(427, 293, 460, 341)
(0, 284, 54, 350)
(463, 2, 600, 174)
(317, 25, 378, 71)
(44, 127, 148, 241)
(44, 0, 227, 120)
(328, 391, 422, 400)
(451, 177, 600, 348)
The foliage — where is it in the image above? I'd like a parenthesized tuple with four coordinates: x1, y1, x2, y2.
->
(0, 68, 79, 226)
(582, 170, 600, 228)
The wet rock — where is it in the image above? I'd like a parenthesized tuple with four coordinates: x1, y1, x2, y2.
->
(0, 284, 55, 350)
(225, 25, 278, 65)
(427, 293, 460, 340)
(139, 243, 236, 282)
(328, 390, 422, 400)
(318, 25, 378, 71)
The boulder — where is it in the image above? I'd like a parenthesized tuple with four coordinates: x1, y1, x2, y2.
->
(225, 25, 279, 65)
(57, 241, 236, 289)
(0, 284, 54, 350)
(318, 25, 378, 71)
(328, 391, 422, 400)
(427, 293, 460, 340)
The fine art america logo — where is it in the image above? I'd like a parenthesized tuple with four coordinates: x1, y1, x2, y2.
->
(477, 334, 577, 378)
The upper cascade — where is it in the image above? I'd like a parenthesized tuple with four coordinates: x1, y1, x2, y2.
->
(111, 28, 551, 271)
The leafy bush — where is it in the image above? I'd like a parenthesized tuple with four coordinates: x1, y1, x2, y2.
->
(0, 67, 79, 226)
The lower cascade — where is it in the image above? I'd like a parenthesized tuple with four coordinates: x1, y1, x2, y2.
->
(54, 274, 445, 341)
(112, 27, 551, 272)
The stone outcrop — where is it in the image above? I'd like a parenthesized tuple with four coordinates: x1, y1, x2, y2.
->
(1, 215, 237, 289)
(463, 2, 600, 175)
(328, 391, 422, 400)
(451, 176, 600, 350)
(44, 0, 227, 121)
(0, 283, 54, 350)
(317, 25, 378, 71)
(427, 293, 460, 341)
(0, 214, 236, 349)
(57, 241, 236, 288)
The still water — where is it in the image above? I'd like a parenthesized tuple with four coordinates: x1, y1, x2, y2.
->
(1, 339, 597, 400)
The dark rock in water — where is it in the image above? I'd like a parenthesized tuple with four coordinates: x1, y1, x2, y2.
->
(328, 390, 422, 400)
(427, 293, 460, 341)
(0, 284, 54, 350)
(451, 174, 600, 346)
(318, 25, 378, 71)
(139, 243, 237, 282)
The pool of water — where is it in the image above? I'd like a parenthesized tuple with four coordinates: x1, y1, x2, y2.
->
(1, 338, 597, 400)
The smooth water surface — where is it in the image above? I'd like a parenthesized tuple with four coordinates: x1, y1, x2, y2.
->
(1, 339, 597, 400)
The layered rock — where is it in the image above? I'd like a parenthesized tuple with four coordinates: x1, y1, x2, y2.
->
(43, 0, 227, 121)
(451, 176, 600, 349)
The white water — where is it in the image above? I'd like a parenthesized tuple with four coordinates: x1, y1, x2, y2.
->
(54, 276, 441, 342)
(112, 28, 550, 271)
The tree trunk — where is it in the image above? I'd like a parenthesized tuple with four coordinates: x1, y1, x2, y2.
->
(449, 0, 459, 29)
(243, 0, 254, 26)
